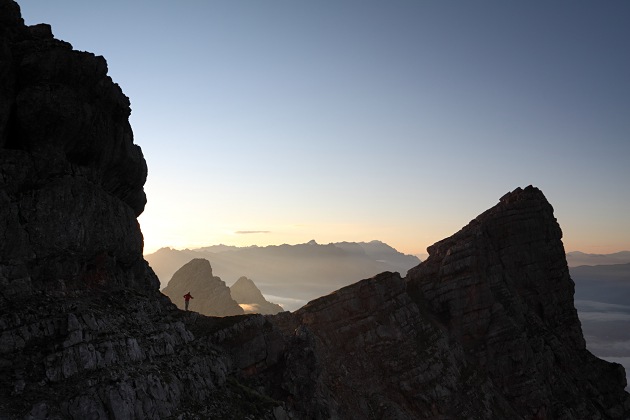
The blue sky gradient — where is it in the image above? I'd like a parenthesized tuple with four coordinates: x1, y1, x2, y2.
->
(19, 1, 630, 255)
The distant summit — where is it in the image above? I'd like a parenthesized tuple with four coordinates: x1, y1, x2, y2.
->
(230, 276, 284, 315)
(162, 259, 244, 316)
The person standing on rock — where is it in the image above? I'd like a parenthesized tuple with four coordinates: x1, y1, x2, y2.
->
(183, 292, 194, 311)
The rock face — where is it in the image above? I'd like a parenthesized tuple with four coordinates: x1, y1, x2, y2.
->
(0, 0, 154, 296)
(162, 259, 244, 316)
(1, 1, 629, 418)
(406, 186, 629, 418)
(230, 276, 284, 315)
(0, 3, 235, 417)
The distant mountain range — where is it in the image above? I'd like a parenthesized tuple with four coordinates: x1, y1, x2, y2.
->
(566, 251, 630, 267)
(146, 240, 421, 311)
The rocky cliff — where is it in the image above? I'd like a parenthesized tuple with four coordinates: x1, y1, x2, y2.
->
(1, 1, 629, 418)
(161, 259, 244, 316)
(0, 0, 154, 295)
(406, 186, 629, 418)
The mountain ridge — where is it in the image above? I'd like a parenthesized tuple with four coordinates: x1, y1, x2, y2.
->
(566, 251, 630, 267)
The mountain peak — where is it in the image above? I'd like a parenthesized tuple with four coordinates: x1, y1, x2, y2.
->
(171, 258, 213, 278)
(230, 276, 283, 315)
(405, 185, 628, 416)
(230, 276, 261, 299)
(162, 258, 243, 316)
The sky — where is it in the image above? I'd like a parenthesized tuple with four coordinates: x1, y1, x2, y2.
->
(19, 1, 630, 257)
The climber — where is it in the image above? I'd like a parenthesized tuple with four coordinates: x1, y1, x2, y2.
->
(183, 292, 194, 311)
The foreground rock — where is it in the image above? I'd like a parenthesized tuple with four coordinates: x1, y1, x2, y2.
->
(230, 276, 284, 315)
(1, 1, 628, 418)
(406, 186, 629, 418)
(0, 2, 235, 417)
(161, 259, 244, 316)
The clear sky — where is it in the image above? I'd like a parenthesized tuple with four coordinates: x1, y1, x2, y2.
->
(19, 1, 630, 257)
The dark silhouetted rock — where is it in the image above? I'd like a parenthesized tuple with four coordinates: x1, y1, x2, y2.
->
(0, 2, 238, 417)
(230, 276, 284, 314)
(162, 259, 244, 316)
(406, 186, 629, 418)
(0, 0, 153, 296)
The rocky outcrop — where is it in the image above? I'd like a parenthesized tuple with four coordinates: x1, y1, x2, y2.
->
(270, 272, 510, 419)
(0, 3, 245, 417)
(162, 259, 244, 316)
(404, 186, 629, 418)
(230, 276, 284, 315)
(1, 1, 628, 418)
(0, 0, 154, 296)
(0, 2, 225, 417)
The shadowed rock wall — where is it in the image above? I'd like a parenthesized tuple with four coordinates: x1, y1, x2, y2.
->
(0, 1, 153, 295)
(406, 186, 628, 418)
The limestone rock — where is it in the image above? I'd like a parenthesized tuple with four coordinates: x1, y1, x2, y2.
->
(230, 276, 284, 315)
(162, 259, 244, 316)
(406, 186, 629, 418)
(0, 0, 153, 296)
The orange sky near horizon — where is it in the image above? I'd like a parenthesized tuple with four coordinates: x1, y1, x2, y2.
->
(139, 185, 629, 257)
